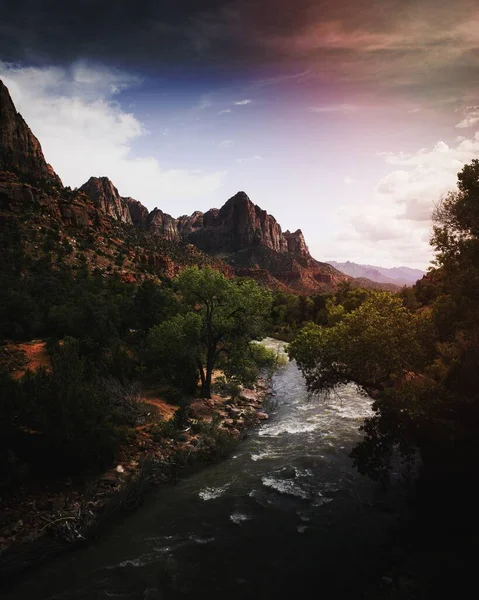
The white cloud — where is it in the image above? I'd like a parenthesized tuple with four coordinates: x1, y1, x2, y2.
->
(378, 138, 476, 224)
(456, 106, 479, 129)
(234, 99, 252, 105)
(235, 155, 263, 163)
(0, 62, 224, 205)
(218, 139, 234, 148)
(309, 103, 357, 114)
(331, 132, 479, 268)
(218, 108, 232, 114)
(344, 176, 357, 185)
(351, 215, 404, 242)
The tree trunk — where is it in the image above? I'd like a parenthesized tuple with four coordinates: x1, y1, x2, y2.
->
(197, 361, 207, 397)
(201, 371, 212, 398)
(200, 350, 215, 399)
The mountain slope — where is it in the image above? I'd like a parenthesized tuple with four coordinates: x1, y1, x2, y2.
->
(328, 260, 425, 286)
(0, 81, 62, 188)
(1, 78, 392, 295)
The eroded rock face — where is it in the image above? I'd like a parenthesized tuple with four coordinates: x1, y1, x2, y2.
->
(147, 208, 181, 242)
(284, 229, 309, 257)
(177, 211, 204, 236)
(126, 197, 149, 227)
(0, 79, 351, 294)
(180, 192, 293, 254)
(0, 80, 62, 187)
(79, 177, 132, 224)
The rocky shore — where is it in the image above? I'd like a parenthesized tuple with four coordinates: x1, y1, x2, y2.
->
(0, 376, 272, 588)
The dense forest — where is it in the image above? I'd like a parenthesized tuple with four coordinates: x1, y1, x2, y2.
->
(0, 208, 357, 487)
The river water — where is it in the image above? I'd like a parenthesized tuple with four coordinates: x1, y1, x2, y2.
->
(7, 339, 401, 599)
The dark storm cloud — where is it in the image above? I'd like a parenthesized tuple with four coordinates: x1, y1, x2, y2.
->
(0, 0, 229, 67)
(0, 0, 478, 102)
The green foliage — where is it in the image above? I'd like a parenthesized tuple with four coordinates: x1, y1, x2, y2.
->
(290, 160, 479, 485)
(223, 342, 278, 388)
(0, 338, 132, 484)
(148, 267, 272, 397)
(190, 416, 236, 460)
(289, 293, 436, 479)
(268, 284, 371, 338)
(146, 312, 202, 394)
(289, 292, 431, 396)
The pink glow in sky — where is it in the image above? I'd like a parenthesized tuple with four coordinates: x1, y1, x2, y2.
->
(1, 0, 479, 268)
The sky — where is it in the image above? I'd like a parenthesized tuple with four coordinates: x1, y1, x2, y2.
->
(1, 0, 479, 269)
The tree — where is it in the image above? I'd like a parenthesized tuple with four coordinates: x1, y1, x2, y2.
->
(288, 292, 431, 399)
(148, 267, 272, 398)
(288, 292, 436, 480)
(289, 160, 479, 484)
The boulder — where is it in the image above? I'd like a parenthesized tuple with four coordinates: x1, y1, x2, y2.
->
(256, 412, 269, 420)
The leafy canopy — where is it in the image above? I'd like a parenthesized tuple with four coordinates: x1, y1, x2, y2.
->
(147, 267, 272, 397)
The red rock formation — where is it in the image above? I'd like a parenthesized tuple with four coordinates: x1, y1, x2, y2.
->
(0, 80, 62, 187)
(0, 79, 379, 295)
(147, 208, 181, 242)
(177, 211, 204, 236)
(79, 177, 132, 224)
(284, 229, 309, 257)
(126, 197, 149, 227)
(180, 192, 290, 254)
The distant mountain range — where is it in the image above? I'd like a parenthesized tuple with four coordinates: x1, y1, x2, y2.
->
(327, 261, 425, 287)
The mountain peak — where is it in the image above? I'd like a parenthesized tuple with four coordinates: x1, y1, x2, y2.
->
(328, 260, 425, 286)
(79, 176, 132, 224)
(0, 79, 62, 187)
(223, 191, 252, 208)
(284, 229, 309, 256)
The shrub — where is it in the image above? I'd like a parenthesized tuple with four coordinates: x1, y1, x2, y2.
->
(0, 339, 131, 482)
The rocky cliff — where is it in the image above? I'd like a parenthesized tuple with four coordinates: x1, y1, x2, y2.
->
(147, 208, 181, 242)
(79, 177, 132, 224)
(0, 78, 381, 295)
(181, 192, 289, 254)
(73, 183, 330, 292)
(175, 193, 310, 260)
(82, 182, 350, 292)
(0, 81, 62, 188)
(171, 191, 348, 292)
(126, 197, 149, 227)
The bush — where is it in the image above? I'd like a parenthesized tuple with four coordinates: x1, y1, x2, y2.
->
(0, 338, 131, 483)
(223, 342, 278, 388)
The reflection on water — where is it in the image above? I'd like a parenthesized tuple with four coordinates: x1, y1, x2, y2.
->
(6, 339, 400, 600)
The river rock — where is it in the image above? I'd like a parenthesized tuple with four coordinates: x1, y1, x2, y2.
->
(256, 412, 269, 420)
(239, 389, 259, 402)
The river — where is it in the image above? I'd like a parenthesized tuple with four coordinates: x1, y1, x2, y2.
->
(7, 339, 401, 599)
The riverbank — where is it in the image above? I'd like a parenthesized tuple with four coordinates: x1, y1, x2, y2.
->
(3, 338, 413, 600)
(0, 374, 272, 589)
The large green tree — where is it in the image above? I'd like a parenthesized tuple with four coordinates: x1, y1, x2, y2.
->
(288, 293, 436, 480)
(289, 160, 479, 483)
(147, 267, 272, 398)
